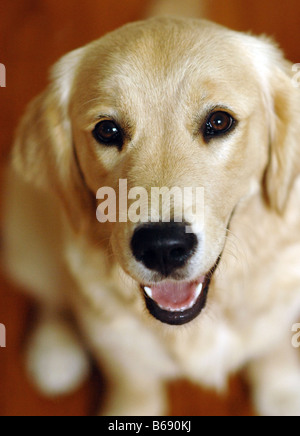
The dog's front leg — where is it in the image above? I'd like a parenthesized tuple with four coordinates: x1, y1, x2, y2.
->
(247, 337, 300, 416)
(76, 309, 177, 416)
(99, 366, 168, 417)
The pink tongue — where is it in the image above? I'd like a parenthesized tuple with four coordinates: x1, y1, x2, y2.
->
(151, 281, 199, 311)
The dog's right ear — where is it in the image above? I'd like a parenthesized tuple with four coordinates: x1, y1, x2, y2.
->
(12, 48, 95, 232)
(13, 89, 65, 189)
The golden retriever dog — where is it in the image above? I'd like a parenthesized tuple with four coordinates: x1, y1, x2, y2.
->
(3, 8, 300, 416)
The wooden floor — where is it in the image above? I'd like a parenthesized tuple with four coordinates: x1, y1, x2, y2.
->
(0, 0, 300, 417)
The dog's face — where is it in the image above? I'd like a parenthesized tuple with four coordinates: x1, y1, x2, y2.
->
(13, 18, 300, 325)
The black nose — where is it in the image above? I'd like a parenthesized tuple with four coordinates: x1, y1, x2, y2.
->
(131, 223, 198, 277)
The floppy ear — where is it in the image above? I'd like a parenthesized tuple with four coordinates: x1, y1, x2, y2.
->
(12, 48, 95, 232)
(263, 55, 300, 213)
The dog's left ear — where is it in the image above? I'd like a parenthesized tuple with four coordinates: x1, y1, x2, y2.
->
(262, 53, 300, 214)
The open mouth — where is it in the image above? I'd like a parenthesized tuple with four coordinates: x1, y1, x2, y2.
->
(142, 260, 219, 326)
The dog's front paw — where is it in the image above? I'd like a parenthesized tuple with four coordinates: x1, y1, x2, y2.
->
(26, 318, 90, 397)
(254, 377, 300, 416)
(100, 381, 167, 416)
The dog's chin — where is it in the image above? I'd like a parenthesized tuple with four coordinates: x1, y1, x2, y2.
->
(141, 259, 220, 326)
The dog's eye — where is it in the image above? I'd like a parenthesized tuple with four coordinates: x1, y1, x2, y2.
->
(204, 111, 235, 140)
(92, 120, 123, 149)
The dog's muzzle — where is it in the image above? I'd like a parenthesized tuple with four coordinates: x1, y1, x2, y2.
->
(131, 222, 219, 325)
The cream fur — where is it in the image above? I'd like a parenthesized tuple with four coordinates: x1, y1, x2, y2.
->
(3, 16, 300, 416)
